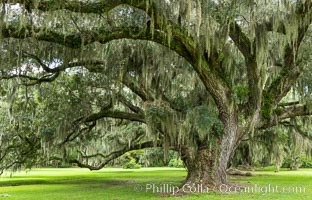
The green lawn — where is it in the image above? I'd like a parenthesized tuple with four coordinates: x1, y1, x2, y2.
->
(0, 167, 311, 200)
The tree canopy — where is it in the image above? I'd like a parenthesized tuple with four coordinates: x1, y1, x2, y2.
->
(0, 0, 311, 187)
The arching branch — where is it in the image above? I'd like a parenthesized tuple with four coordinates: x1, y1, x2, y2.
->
(279, 104, 312, 120)
(69, 141, 157, 170)
(0, 71, 60, 86)
(0, 55, 107, 86)
(116, 92, 144, 114)
(121, 74, 154, 102)
(2, 0, 234, 119)
(62, 109, 145, 146)
(229, 21, 252, 60)
(22, 52, 106, 73)
(83, 110, 145, 124)
(7, 0, 147, 14)
(265, 1, 312, 108)
(260, 104, 312, 129)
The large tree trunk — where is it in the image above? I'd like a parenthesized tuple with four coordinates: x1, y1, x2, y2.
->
(181, 146, 221, 186)
(215, 113, 238, 184)
(180, 113, 238, 187)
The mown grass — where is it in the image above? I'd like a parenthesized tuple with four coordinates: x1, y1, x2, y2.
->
(0, 167, 311, 200)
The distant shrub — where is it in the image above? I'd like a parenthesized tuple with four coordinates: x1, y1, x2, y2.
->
(168, 158, 184, 168)
(139, 148, 177, 167)
(123, 159, 141, 169)
(300, 158, 312, 168)
(282, 157, 312, 169)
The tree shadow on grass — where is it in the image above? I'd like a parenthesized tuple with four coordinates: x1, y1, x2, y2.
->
(0, 178, 136, 187)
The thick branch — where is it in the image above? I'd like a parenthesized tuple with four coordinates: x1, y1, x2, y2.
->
(229, 21, 263, 115)
(0, 72, 60, 85)
(70, 141, 156, 170)
(84, 110, 145, 123)
(2, 0, 197, 64)
(3, 0, 234, 120)
(116, 93, 144, 114)
(60, 121, 96, 146)
(23, 52, 106, 73)
(260, 104, 312, 129)
(279, 104, 312, 120)
(0, 58, 107, 85)
(229, 21, 252, 59)
(121, 75, 154, 101)
(265, 1, 312, 108)
(7, 0, 147, 14)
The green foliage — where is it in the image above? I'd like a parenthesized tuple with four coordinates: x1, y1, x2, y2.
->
(282, 156, 312, 169)
(123, 159, 141, 169)
(139, 149, 183, 167)
(184, 104, 223, 146)
(139, 148, 167, 167)
(301, 158, 312, 168)
(168, 158, 184, 168)
(282, 157, 302, 170)
(233, 84, 249, 104)
(119, 151, 142, 169)
(233, 123, 312, 171)
(262, 92, 273, 120)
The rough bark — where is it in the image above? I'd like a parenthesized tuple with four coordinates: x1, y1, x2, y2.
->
(180, 113, 238, 187)
(181, 146, 221, 187)
(216, 112, 238, 184)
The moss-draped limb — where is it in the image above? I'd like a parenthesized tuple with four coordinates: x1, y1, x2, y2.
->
(2, 0, 234, 119)
(264, 0, 312, 112)
(68, 141, 157, 170)
(260, 104, 312, 129)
